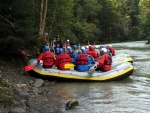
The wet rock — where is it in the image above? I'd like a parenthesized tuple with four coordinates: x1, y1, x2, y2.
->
(9, 107, 26, 113)
(65, 100, 79, 110)
(16, 83, 27, 88)
(29, 80, 34, 85)
(13, 88, 29, 100)
(26, 96, 59, 113)
(32, 87, 42, 94)
(33, 79, 44, 87)
(19, 68, 27, 75)
(43, 80, 50, 86)
(146, 40, 150, 44)
(42, 88, 56, 94)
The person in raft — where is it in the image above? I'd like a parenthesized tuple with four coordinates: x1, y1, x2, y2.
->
(87, 45, 98, 59)
(67, 47, 78, 64)
(55, 48, 60, 56)
(55, 48, 72, 70)
(108, 45, 115, 56)
(74, 49, 92, 72)
(95, 48, 112, 72)
(37, 46, 55, 68)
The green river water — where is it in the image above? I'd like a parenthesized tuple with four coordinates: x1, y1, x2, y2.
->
(49, 41, 150, 113)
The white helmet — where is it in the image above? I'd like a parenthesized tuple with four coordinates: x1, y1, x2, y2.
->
(108, 45, 112, 47)
(85, 46, 89, 49)
(101, 48, 107, 52)
(81, 46, 85, 50)
(67, 46, 71, 49)
(67, 39, 69, 42)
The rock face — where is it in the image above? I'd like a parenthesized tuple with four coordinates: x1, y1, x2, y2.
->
(0, 61, 64, 113)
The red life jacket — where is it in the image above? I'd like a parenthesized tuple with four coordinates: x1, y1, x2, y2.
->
(109, 48, 115, 56)
(66, 43, 70, 48)
(96, 54, 112, 71)
(87, 50, 97, 59)
(76, 54, 88, 65)
(58, 53, 71, 64)
(104, 54, 112, 65)
(42, 52, 55, 66)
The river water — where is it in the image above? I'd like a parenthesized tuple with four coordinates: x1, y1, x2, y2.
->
(49, 41, 150, 113)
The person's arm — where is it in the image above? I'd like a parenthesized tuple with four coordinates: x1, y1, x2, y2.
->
(54, 56, 59, 67)
(98, 55, 105, 67)
(72, 53, 78, 64)
(37, 53, 43, 65)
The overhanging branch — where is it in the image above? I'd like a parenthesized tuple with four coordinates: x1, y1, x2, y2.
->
(0, 15, 15, 28)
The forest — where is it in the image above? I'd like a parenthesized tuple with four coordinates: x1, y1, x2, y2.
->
(0, 0, 150, 51)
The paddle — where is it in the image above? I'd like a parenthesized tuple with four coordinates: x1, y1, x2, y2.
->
(87, 68, 95, 76)
(24, 64, 35, 72)
(64, 63, 76, 69)
(64, 63, 95, 69)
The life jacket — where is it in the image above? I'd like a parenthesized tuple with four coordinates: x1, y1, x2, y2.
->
(58, 53, 71, 64)
(42, 52, 55, 64)
(66, 43, 70, 48)
(104, 54, 112, 65)
(87, 50, 97, 59)
(109, 48, 115, 56)
(76, 54, 88, 65)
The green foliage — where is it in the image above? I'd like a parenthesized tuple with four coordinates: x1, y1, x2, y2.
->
(138, 0, 150, 40)
(0, 0, 148, 52)
(0, 0, 39, 51)
(0, 77, 19, 106)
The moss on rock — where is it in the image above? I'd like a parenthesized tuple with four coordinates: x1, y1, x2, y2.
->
(0, 77, 20, 107)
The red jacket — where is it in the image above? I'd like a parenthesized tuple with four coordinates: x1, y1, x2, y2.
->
(109, 48, 115, 56)
(37, 51, 55, 67)
(76, 54, 88, 65)
(55, 53, 71, 70)
(87, 46, 98, 59)
(66, 43, 70, 48)
(97, 53, 112, 71)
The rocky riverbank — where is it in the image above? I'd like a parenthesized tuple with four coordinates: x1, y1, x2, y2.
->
(0, 60, 68, 113)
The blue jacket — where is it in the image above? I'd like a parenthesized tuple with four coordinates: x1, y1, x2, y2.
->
(74, 54, 95, 72)
(71, 51, 78, 64)
(88, 55, 95, 65)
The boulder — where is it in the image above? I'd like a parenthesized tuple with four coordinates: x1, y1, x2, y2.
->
(33, 79, 44, 87)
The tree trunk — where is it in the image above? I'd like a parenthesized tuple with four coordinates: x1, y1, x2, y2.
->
(41, 0, 48, 35)
(39, 0, 44, 35)
(49, 1, 58, 39)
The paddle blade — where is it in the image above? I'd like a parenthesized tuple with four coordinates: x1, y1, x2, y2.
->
(87, 69, 95, 76)
(64, 63, 75, 69)
(24, 65, 34, 72)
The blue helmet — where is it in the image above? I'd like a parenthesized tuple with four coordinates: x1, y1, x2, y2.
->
(72, 45, 78, 49)
(67, 47, 72, 51)
(59, 48, 64, 53)
(56, 48, 59, 51)
(101, 45, 106, 48)
(44, 46, 49, 51)
(93, 46, 96, 49)
(81, 49, 87, 54)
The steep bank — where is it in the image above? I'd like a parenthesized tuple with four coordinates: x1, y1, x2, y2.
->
(0, 59, 63, 113)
